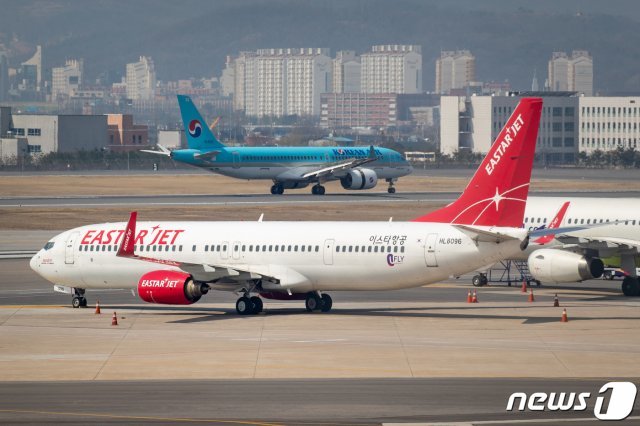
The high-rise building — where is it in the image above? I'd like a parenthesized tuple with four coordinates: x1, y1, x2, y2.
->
(332, 51, 360, 93)
(578, 97, 640, 153)
(569, 50, 593, 96)
(232, 48, 331, 117)
(548, 50, 593, 95)
(21, 45, 42, 91)
(361, 45, 422, 94)
(51, 59, 84, 101)
(435, 50, 475, 94)
(219, 56, 235, 97)
(126, 56, 156, 100)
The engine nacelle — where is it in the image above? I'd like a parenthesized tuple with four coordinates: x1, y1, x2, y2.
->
(528, 249, 604, 283)
(340, 168, 378, 190)
(138, 270, 208, 305)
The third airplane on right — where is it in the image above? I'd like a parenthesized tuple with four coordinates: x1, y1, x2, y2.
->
(475, 196, 640, 296)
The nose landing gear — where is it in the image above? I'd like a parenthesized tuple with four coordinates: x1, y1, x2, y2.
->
(71, 288, 87, 308)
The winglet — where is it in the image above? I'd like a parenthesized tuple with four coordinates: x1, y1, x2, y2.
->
(533, 201, 570, 245)
(117, 212, 137, 257)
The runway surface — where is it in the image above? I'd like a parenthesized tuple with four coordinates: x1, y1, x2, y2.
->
(2, 190, 640, 208)
(2, 378, 639, 425)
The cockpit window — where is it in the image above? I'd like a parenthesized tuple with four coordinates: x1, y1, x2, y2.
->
(43, 242, 55, 250)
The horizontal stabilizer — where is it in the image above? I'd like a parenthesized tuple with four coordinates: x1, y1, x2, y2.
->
(453, 224, 520, 244)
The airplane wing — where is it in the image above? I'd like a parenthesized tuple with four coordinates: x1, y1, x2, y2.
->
(301, 145, 378, 180)
(554, 235, 640, 252)
(116, 212, 310, 289)
(140, 144, 172, 156)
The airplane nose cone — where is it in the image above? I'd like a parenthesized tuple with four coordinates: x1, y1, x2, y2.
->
(29, 252, 39, 272)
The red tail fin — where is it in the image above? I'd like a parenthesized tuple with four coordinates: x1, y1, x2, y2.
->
(413, 97, 542, 227)
(533, 201, 570, 245)
(117, 211, 137, 257)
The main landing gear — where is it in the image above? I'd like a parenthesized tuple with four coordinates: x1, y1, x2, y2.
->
(471, 274, 488, 287)
(311, 184, 325, 195)
(71, 288, 87, 308)
(236, 294, 264, 315)
(305, 292, 332, 313)
(386, 178, 396, 194)
(270, 183, 284, 195)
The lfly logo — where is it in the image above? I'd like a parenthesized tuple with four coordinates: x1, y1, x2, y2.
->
(386, 254, 404, 266)
(506, 381, 637, 420)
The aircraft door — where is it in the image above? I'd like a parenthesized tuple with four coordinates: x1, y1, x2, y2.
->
(323, 239, 335, 265)
(232, 241, 241, 260)
(232, 152, 240, 168)
(424, 233, 438, 267)
(65, 232, 79, 265)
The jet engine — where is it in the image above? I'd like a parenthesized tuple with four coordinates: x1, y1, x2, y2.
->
(340, 168, 378, 190)
(137, 270, 208, 305)
(528, 249, 604, 283)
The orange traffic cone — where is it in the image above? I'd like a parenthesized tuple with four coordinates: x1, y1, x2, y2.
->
(471, 290, 478, 303)
(111, 312, 118, 326)
(528, 288, 535, 302)
(467, 290, 472, 303)
(553, 294, 560, 307)
(521, 279, 527, 293)
(561, 309, 568, 323)
(94, 300, 101, 315)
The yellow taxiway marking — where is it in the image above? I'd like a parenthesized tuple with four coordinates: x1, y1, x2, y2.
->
(0, 408, 283, 426)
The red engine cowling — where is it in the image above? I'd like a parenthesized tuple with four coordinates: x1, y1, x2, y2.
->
(138, 270, 207, 305)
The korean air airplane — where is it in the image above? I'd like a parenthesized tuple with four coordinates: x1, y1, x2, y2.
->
(142, 95, 412, 195)
(31, 98, 558, 314)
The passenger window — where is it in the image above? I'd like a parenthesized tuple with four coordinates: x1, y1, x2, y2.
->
(172, 245, 176, 252)
(567, 219, 572, 224)
(401, 246, 405, 253)
(308, 245, 312, 252)
(387, 246, 392, 253)
(361, 246, 365, 252)
(348, 246, 352, 252)
(294, 245, 298, 251)
(179, 245, 183, 251)
(281, 245, 285, 251)
(242, 245, 246, 251)
(336, 246, 340, 252)
(374, 246, 378, 253)
(301, 245, 305, 252)
(315, 246, 319, 252)
(367, 246, 372, 253)
(256, 245, 260, 252)
(249, 245, 253, 252)
(288, 245, 292, 251)
(234, 245, 239, 251)
(192, 245, 196, 252)
(580, 219, 584, 224)
(275, 245, 279, 252)
(355, 246, 359, 253)
(223, 245, 227, 251)
(269, 245, 273, 251)
(262, 245, 266, 251)
(205, 245, 209, 252)
(394, 246, 398, 253)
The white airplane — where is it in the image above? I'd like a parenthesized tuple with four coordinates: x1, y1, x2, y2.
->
(523, 197, 640, 296)
(30, 98, 548, 314)
(470, 197, 640, 297)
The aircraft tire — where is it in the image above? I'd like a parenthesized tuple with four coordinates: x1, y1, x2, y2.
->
(79, 297, 88, 307)
(320, 294, 332, 312)
(388, 187, 396, 194)
(621, 277, 639, 297)
(305, 293, 321, 312)
(71, 296, 82, 309)
(472, 275, 482, 287)
(236, 297, 253, 315)
(250, 296, 263, 314)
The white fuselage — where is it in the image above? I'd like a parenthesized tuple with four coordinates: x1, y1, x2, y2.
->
(519, 196, 640, 259)
(31, 221, 525, 294)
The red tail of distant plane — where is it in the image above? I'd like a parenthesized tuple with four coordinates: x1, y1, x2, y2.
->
(413, 97, 543, 227)
(532, 201, 571, 245)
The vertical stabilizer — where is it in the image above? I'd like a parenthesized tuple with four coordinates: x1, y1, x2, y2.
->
(413, 97, 543, 227)
(177, 95, 225, 150)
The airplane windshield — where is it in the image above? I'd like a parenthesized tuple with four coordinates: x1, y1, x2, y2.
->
(43, 242, 55, 250)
